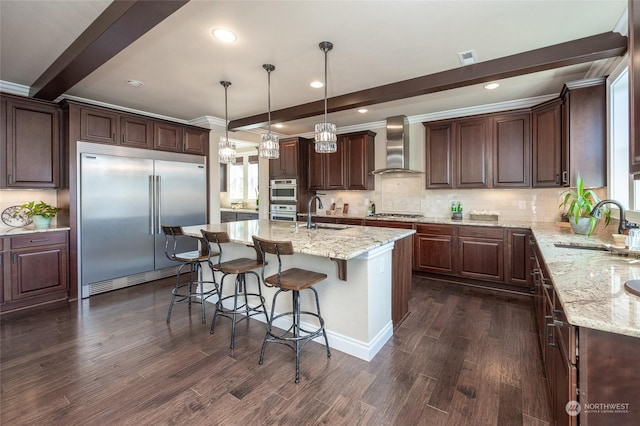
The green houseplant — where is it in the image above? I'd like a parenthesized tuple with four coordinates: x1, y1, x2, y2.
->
(15, 201, 59, 229)
(558, 174, 610, 236)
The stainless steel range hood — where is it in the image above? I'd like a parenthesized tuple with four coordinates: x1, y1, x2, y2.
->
(371, 115, 423, 175)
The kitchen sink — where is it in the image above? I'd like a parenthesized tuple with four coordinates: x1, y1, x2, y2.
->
(553, 243, 609, 251)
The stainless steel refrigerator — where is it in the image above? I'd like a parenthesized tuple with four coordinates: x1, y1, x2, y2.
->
(79, 145, 206, 298)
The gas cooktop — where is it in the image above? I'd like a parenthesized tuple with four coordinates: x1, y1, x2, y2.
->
(369, 213, 424, 219)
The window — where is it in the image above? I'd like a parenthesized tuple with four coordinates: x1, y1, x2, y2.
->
(228, 154, 259, 202)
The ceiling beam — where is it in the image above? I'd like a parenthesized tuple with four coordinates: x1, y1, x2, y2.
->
(229, 31, 627, 131)
(30, 0, 189, 101)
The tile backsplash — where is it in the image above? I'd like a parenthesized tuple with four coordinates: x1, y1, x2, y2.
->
(313, 175, 608, 224)
(0, 189, 59, 227)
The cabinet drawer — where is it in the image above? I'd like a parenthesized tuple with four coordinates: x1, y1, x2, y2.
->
(458, 225, 504, 239)
(11, 232, 67, 249)
(415, 223, 455, 235)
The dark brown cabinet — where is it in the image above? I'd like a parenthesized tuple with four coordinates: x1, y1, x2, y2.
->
(532, 99, 563, 187)
(153, 121, 183, 152)
(308, 138, 346, 190)
(344, 131, 376, 190)
(492, 112, 530, 188)
(413, 223, 456, 274)
(1, 231, 69, 313)
(80, 106, 119, 145)
(221, 211, 258, 223)
(183, 127, 209, 156)
(424, 116, 491, 189)
(456, 117, 491, 188)
(457, 226, 505, 282)
(308, 131, 375, 191)
(65, 101, 209, 155)
(560, 77, 606, 187)
(505, 228, 532, 288)
(1, 94, 61, 188)
(121, 115, 152, 149)
(269, 137, 310, 180)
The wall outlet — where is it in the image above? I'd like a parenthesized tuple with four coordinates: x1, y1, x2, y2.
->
(519, 201, 527, 209)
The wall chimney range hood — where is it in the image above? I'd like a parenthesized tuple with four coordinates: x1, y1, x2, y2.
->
(371, 115, 422, 175)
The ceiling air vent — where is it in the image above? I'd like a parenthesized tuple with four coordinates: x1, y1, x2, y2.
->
(457, 49, 478, 66)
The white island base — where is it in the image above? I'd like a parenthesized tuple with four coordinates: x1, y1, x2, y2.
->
(200, 240, 394, 361)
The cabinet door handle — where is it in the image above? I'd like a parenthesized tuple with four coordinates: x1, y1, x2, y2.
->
(8, 174, 13, 184)
(545, 317, 557, 347)
(13, 253, 17, 264)
(562, 171, 568, 184)
(553, 319, 565, 327)
(30, 238, 49, 243)
(555, 174, 560, 184)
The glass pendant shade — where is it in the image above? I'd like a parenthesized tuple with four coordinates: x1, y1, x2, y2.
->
(259, 132, 279, 159)
(259, 64, 279, 159)
(314, 41, 337, 153)
(219, 80, 236, 164)
(219, 136, 236, 164)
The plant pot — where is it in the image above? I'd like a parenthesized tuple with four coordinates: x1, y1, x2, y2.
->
(32, 215, 51, 229)
(569, 216, 592, 235)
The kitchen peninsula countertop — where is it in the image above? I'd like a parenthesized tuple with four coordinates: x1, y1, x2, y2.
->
(183, 219, 415, 260)
(0, 224, 71, 236)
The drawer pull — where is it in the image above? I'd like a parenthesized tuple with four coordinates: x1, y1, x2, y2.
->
(30, 238, 49, 243)
(545, 318, 557, 347)
(553, 319, 565, 327)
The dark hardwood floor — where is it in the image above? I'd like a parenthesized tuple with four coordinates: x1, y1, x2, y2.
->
(1, 275, 551, 425)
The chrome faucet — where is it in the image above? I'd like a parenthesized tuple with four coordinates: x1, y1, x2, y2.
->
(590, 199, 632, 235)
(307, 195, 324, 229)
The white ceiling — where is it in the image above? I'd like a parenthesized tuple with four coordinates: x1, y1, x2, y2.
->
(0, 0, 629, 140)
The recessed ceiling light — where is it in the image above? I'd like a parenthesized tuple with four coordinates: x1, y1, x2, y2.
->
(274, 123, 284, 129)
(358, 108, 368, 113)
(484, 82, 500, 90)
(126, 79, 144, 87)
(310, 81, 323, 88)
(212, 28, 237, 43)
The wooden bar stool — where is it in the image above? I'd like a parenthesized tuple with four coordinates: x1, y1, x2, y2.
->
(201, 230, 268, 349)
(162, 225, 219, 324)
(252, 235, 331, 383)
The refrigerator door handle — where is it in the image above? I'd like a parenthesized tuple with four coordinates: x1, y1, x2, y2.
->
(149, 175, 155, 234)
(156, 175, 162, 234)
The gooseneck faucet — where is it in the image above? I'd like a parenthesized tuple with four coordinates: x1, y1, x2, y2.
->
(590, 199, 631, 235)
(307, 195, 324, 229)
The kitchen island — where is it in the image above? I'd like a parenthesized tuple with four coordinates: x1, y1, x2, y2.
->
(182, 219, 415, 361)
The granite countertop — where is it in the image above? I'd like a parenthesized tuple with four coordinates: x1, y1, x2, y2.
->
(0, 224, 71, 236)
(182, 219, 415, 261)
(530, 222, 640, 338)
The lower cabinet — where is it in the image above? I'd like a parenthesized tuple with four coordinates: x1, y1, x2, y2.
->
(457, 226, 505, 282)
(413, 224, 456, 274)
(1, 231, 69, 313)
(221, 211, 258, 223)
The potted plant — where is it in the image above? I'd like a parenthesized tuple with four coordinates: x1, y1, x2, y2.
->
(15, 201, 59, 229)
(558, 174, 610, 235)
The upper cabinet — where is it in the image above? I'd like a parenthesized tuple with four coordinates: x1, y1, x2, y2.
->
(532, 99, 562, 187)
(424, 116, 491, 189)
(560, 78, 606, 187)
(65, 101, 209, 156)
(308, 131, 376, 191)
(269, 137, 310, 181)
(345, 131, 376, 190)
(492, 112, 530, 188)
(1, 94, 61, 189)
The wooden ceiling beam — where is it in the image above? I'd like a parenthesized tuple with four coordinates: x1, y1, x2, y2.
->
(229, 31, 627, 131)
(30, 0, 189, 101)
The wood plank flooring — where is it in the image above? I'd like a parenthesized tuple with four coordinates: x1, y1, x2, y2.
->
(1, 275, 551, 425)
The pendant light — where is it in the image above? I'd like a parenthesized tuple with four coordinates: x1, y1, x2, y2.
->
(218, 80, 236, 164)
(259, 64, 279, 159)
(314, 41, 337, 153)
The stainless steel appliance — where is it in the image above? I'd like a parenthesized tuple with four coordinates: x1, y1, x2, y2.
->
(270, 178, 297, 201)
(270, 204, 297, 221)
(79, 143, 206, 298)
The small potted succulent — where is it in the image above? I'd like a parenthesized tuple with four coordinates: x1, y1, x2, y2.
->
(15, 201, 59, 229)
(558, 174, 610, 235)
